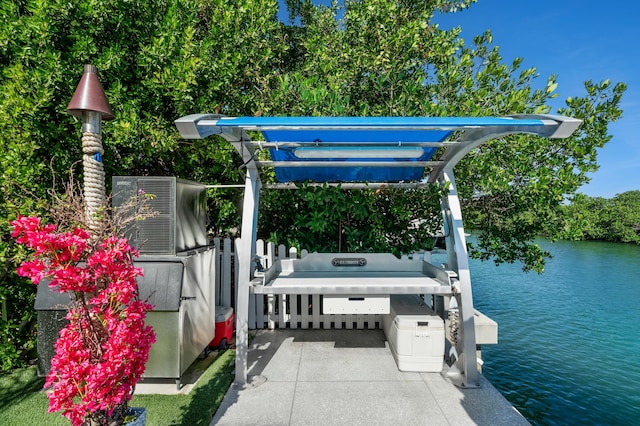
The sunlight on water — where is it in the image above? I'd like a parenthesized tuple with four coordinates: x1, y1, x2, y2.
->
(453, 239, 640, 426)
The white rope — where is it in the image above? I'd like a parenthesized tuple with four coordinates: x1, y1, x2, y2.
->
(82, 132, 105, 234)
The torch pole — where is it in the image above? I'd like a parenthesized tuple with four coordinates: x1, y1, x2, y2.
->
(81, 110, 106, 234)
(67, 64, 114, 237)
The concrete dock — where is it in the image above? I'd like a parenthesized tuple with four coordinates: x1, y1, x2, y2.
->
(210, 329, 529, 426)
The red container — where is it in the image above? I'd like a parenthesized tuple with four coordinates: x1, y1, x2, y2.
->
(210, 306, 234, 349)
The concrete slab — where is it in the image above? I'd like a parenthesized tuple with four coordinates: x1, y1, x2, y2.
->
(215, 380, 296, 426)
(290, 381, 449, 426)
(210, 329, 530, 426)
(296, 333, 420, 382)
(134, 348, 222, 395)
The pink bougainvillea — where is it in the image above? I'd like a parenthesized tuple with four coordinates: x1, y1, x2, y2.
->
(11, 215, 156, 426)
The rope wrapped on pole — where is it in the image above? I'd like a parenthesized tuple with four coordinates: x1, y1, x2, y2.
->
(82, 131, 106, 233)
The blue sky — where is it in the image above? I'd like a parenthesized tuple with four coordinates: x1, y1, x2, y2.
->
(433, 0, 639, 198)
(279, 0, 639, 198)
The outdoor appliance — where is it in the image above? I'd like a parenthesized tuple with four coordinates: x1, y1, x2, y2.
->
(111, 176, 215, 389)
(34, 176, 216, 389)
(133, 249, 215, 388)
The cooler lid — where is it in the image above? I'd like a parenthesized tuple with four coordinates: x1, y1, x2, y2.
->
(215, 305, 234, 322)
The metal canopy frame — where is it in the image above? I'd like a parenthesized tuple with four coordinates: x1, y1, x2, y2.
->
(174, 114, 581, 388)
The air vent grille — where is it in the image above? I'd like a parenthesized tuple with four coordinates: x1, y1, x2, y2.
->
(112, 176, 207, 255)
(136, 178, 175, 254)
(139, 179, 172, 215)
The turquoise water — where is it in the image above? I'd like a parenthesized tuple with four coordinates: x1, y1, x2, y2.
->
(463, 239, 640, 425)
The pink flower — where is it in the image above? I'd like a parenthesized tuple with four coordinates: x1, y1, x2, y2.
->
(10, 216, 156, 425)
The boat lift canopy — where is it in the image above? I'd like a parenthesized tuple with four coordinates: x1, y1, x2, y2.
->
(175, 114, 581, 388)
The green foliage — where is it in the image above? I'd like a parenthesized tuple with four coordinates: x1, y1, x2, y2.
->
(0, 279, 37, 371)
(259, 184, 445, 255)
(264, 0, 475, 117)
(460, 79, 625, 271)
(549, 191, 640, 244)
(0, 0, 282, 368)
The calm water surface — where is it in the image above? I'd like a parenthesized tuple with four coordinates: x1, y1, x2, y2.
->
(464, 239, 640, 425)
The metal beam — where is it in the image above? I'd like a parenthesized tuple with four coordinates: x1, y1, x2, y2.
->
(234, 164, 261, 384)
(254, 160, 443, 168)
(264, 182, 433, 189)
(439, 168, 479, 388)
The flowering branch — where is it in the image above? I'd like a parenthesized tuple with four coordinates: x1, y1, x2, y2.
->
(10, 179, 157, 425)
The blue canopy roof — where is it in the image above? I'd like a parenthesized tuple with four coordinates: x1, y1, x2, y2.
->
(213, 116, 543, 128)
(175, 115, 582, 184)
(260, 128, 443, 182)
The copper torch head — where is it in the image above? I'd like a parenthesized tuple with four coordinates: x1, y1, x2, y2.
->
(66, 64, 115, 121)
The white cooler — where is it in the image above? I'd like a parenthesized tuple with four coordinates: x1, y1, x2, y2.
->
(382, 294, 445, 372)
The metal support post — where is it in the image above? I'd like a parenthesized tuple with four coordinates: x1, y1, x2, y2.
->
(440, 168, 479, 388)
(234, 165, 261, 384)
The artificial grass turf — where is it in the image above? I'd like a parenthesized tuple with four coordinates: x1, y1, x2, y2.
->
(132, 349, 235, 425)
(0, 366, 63, 426)
(0, 349, 235, 426)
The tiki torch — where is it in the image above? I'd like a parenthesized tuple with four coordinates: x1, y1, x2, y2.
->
(66, 65, 114, 234)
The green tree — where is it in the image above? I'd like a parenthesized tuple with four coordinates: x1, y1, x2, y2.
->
(0, 0, 282, 369)
(459, 79, 625, 271)
(552, 191, 640, 243)
(607, 191, 640, 243)
(259, 184, 446, 255)
(257, 1, 625, 272)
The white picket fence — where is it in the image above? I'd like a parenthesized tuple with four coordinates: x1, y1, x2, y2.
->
(212, 238, 381, 330)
